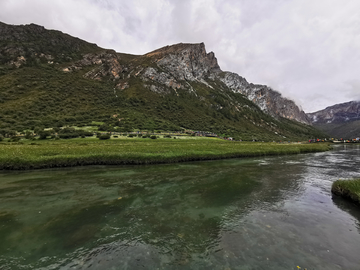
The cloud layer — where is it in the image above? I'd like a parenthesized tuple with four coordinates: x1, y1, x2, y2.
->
(1, 0, 359, 112)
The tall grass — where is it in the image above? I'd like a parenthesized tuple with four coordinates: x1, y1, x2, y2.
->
(0, 138, 331, 170)
(332, 179, 360, 205)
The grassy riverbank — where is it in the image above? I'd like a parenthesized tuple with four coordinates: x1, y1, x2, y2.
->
(332, 179, 360, 205)
(0, 137, 331, 170)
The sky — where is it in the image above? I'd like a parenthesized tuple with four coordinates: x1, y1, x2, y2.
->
(1, 0, 360, 112)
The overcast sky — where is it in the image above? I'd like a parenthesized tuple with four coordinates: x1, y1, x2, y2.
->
(1, 0, 359, 112)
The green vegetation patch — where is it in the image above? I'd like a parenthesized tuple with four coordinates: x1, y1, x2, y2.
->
(332, 179, 360, 205)
(0, 138, 331, 170)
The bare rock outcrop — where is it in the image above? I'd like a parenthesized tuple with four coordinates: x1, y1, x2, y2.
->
(146, 42, 221, 81)
(307, 101, 360, 124)
(141, 42, 310, 124)
(219, 72, 311, 124)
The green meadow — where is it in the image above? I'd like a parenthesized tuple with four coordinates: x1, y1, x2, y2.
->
(0, 136, 331, 170)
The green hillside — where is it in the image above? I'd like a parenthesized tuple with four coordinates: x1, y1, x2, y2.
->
(0, 22, 326, 141)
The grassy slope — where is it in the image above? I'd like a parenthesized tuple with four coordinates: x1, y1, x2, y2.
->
(332, 179, 360, 205)
(0, 23, 326, 141)
(0, 62, 326, 141)
(0, 137, 331, 170)
(313, 120, 360, 139)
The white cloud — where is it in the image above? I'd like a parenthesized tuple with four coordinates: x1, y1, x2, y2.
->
(0, 0, 359, 112)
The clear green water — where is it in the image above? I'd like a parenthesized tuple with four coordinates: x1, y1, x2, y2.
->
(0, 145, 360, 269)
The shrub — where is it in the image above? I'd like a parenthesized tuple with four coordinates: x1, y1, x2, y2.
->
(150, 135, 157, 139)
(128, 134, 135, 137)
(77, 130, 93, 137)
(99, 134, 111, 140)
(39, 131, 51, 140)
(25, 131, 34, 139)
(0, 135, 3, 141)
(58, 133, 79, 139)
(98, 124, 109, 131)
(9, 136, 20, 142)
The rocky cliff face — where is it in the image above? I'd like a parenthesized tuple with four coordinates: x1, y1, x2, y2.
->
(0, 22, 325, 140)
(0, 21, 311, 126)
(307, 101, 360, 124)
(146, 43, 221, 81)
(121, 42, 310, 124)
(219, 72, 310, 124)
(306, 101, 360, 138)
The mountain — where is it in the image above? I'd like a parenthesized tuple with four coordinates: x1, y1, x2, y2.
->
(0, 22, 324, 140)
(307, 101, 360, 138)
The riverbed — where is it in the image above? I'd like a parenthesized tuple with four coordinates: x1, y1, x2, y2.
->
(0, 144, 359, 269)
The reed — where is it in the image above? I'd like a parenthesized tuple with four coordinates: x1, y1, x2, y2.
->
(0, 138, 331, 170)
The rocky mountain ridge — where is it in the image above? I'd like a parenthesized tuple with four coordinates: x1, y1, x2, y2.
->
(83, 42, 310, 124)
(306, 101, 360, 138)
(141, 43, 310, 124)
(307, 101, 360, 124)
(0, 22, 309, 125)
(0, 22, 323, 140)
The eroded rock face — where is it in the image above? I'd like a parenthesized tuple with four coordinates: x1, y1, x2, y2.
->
(219, 72, 311, 124)
(83, 53, 123, 81)
(146, 42, 221, 81)
(307, 101, 360, 124)
(141, 67, 183, 90)
(58, 41, 311, 124)
(138, 43, 310, 124)
(61, 52, 123, 81)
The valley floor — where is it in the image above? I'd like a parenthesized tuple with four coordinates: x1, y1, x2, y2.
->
(0, 137, 331, 170)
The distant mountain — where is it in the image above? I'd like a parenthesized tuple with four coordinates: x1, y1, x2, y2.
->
(307, 101, 360, 138)
(0, 22, 324, 140)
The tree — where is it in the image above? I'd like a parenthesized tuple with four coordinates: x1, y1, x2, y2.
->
(34, 127, 44, 135)
(39, 130, 51, 140)
(99, 133, 111, 140)
(25, 131, 34, 139)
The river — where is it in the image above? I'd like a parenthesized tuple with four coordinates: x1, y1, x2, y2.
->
(0, 144, 359, 270)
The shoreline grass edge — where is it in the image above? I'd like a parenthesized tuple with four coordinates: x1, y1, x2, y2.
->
(0, 140, 331, 170)
(332, 179, 360, 205)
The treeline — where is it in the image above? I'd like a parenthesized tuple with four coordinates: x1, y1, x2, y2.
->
(4, 127, 95, 140)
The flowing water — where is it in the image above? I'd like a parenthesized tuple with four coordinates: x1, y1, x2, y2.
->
(0, 144, 360, 270)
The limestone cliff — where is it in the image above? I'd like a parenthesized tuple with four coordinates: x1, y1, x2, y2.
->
(219, 72, 311, 124)
(0, 20, 309, 125)
(122, 42, 310, 124)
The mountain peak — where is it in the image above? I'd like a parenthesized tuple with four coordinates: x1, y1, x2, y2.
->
(307, 100, 360, 138)
(144, 42, 221, 80)
(146, 42, 206, 56)
(0, 21, 324, 140)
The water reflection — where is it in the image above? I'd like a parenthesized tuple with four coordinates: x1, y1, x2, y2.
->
(0, 145, 359, 269)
